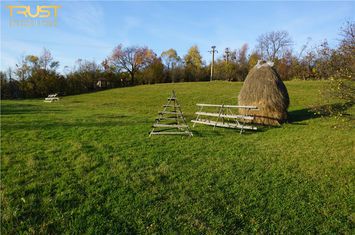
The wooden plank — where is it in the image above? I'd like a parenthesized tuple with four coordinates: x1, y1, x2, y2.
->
(155, 117, 178, 121)
(163, 105, 180, 107)
(159, 111, 182, 115)
(196, 103, 224, 107)
(196, 103, 258, 109)
(191, 119, 257, 130)
(229, 105, 257, 109)
(195, 112, 254, 120)
(153, 124, 188, 128)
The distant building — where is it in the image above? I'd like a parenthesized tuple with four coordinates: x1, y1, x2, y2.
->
(96, 78, 109, 89)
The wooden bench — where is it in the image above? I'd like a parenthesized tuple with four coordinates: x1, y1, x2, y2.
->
(44, 93, 59, 102)
(191, 103, 258, 133)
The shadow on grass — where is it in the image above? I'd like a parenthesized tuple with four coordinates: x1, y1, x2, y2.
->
(191, 124, 268, 136)
(288, 109, 316, 123)
(191, 130, 223, 137)
(95, 114, 128, 119)
(288, 102, 353, 123)
(1, 103, 63, 115)
(1, 119, 141, 132)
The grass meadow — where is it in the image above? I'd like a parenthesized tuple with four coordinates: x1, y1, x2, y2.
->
(1, 81, 354, 233)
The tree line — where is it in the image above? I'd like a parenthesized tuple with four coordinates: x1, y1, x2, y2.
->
(1, 21, 353, 99)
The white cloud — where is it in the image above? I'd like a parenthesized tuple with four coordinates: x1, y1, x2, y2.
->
(123, 16, 141, 29)
(0, 37, 111, 72)
(1, 51, 18, 70)
(1, 39, 43, 70)
(61, 2, 105, 37)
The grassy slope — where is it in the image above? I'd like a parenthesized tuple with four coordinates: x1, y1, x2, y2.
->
(1, 81, 354, 234)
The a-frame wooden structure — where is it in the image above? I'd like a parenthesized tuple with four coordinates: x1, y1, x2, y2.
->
(149, 91, 193, 136)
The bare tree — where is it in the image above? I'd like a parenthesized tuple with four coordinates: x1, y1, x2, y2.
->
(297, 37, 312, 59)
(339, 21, 355, 61)
(109, 44, 155, 85)
(237, 43, 248, 65)
(256, 30, 293, 61)
(39, 48, 53, 70)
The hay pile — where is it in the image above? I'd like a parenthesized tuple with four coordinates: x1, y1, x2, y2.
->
(238, 60, 290, 126)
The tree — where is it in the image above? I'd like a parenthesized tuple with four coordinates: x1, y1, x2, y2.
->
(327, 21, 354, 108)
(294, 39, 317, 80)
(312, 21, 354, 118)
(184, 45, 203, 68)
(141, 57, 164, 84)
(214, 59, 238, 81)
(1, 71, 8, 98)
(66, 59, 103, 93)
(237, 44, 248, 65)
(10, 49, 62, 98)
(275, 49, 293, 80)
(108, 44, 155, 85)
(1, 68, 21, 99)
(213, 44, 250, 82)
(223, 47, 236, 62)
(161, 49, 181, 83)
(256, 30, 293, 61)
(184, 45, 203, 81)
(339, 21, 355, 54)
(248, 51, 261, 69)
(39, 48, 53, 70)
(313, 40, 333, 80)
(337, 21, 355, 79)
(235, 44, 249, 81)
(161, 49, 180, 70)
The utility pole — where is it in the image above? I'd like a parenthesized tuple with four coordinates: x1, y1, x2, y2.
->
(224, 47, 231, 62)
(209, 46, 218, 81)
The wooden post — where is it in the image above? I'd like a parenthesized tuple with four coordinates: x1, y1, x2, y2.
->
(209, 46, 218, 81)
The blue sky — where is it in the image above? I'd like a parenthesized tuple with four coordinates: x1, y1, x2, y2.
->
(1, 1, 354, 72)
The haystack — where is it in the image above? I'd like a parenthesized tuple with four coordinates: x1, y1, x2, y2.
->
(238, 60, 289, 126)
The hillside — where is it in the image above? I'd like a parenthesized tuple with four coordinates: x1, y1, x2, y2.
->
(1, 81, 354, 233)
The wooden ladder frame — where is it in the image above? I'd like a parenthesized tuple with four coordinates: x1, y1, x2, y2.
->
(192, 104, 258, 134)
(149, 91, 193, 136)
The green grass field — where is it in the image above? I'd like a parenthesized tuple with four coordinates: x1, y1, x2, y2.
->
(1, 81, 354, 234)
